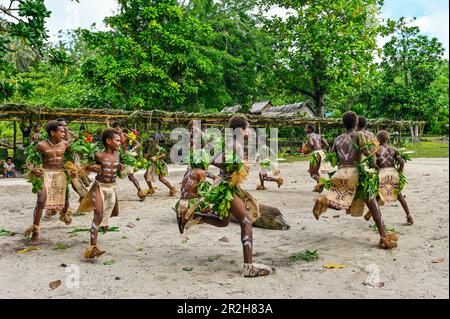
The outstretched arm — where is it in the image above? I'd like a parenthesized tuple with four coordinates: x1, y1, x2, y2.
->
(395, 149, 405, 172)
(321, 136, 330, 150)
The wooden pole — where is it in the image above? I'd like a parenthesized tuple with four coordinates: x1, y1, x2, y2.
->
(13, 121, 17, 157)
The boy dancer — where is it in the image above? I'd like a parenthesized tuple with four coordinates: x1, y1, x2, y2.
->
(176, 115, 271, 277)
(303, 124, 330, 192)
(256, 136, 283, 190)
(364, 131, 414, 225)
(144, 137, 177, 196)
(112, 122, 146, 201)
(357, 116, 378, 153)
(24, 121, 76, 245)
(313, 112, 398, 249)
(77, 128, 125, 258)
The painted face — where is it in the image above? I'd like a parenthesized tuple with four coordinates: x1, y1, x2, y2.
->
(51, 126, 65, 142)
(108, 134, 121, 151)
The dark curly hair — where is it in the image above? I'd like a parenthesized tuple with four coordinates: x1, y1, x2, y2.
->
(45, 120, 63, 136)
(229, 115, 248, 130)
(342, 111, 358, 130)
(102, 128, 119, 147)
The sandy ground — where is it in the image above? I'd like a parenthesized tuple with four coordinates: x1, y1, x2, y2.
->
(0, 158, 448, 299)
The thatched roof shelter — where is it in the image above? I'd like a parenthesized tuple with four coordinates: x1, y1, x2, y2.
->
(220, 104, 242, 113)
(250, 101, 272, 114)
(262, 101, 316, 118)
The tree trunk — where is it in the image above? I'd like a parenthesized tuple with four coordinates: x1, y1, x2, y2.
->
(414, 124, 420, 144)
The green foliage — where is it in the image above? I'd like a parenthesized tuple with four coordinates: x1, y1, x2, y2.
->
(203, 180, 236, 219)
(289, 249, 319, 263)
(264, 0, 382, 117)
(355, 157, 379, 200)
(190, 148, 211, 170)
(324, 151, 338, 167)
(309, 152, 319, 167)
(0, 229, 16, 236)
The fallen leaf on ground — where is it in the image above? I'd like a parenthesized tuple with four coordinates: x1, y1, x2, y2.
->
(363, 281, 385, 288)
(323, 263, 346, 269)
(49, 280, 61, 290)
(103, 260, 116, 266)
(182, 267, 193, 271)
(136, 217, 141, 221)
(0, 229, 16, 236)
(207, 256, 220, 262)
(218, 237, 229, 243)
(432, 258, 445, 264)
(333, 215, 340, 218)
(127, 222, 135, 228)
(16, 247, 39, 254)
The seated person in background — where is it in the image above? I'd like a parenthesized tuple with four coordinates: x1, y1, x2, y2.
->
(0, 159, 4, 178)
(3, 157, 16, 178)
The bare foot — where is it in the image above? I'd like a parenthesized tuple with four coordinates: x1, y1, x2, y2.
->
(406, 214, 414, 225)
(138, 190, 147, 201)
(28, 234, 41, 246)
(313, 197, 328, 220)
(364, 211, 372, 221)
(379, 233, 398, 249)
(313, 183, 324, 193)
(169, 187, 178, 197)
(83, 245, 105, 259)
(59, 212, 72, 225)
(100, 226, 109, 233)
(242, 263, 272, 277)
(276, 178, 284, 188)
(44, 209, 57, 219)
(256, 185, 267, 190)
(175, 205, 189, 234)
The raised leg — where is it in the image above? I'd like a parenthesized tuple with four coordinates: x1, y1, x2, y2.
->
(365, 198, 398, 249)
(27, 188, 47, 245)
(398, 192, 414, 225)
(128, 173, 146, 200)
(159, 175, 177, 195)
(84, 185, 105, 258)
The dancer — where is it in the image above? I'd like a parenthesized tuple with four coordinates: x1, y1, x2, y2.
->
(78, 128, 125, 258)
(313, 112, 398, 249)
(256, 136, 283, 190)
(112, 122, 146, 201)
(176, 115, 272, 277)
(143, 137, 177, 196)
(303, 124, 330, 192)
(364, 130, 414, 225)
(357, 116, 379, 153)
(24, 120, 76, 245)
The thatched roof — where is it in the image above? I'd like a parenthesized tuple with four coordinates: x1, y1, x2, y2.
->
(250, 100, 272, 114)
(262, 102, 317, 118)
(221, 104, 242, 113)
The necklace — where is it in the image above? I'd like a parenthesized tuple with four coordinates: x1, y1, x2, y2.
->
(47, 139, 60, 146)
